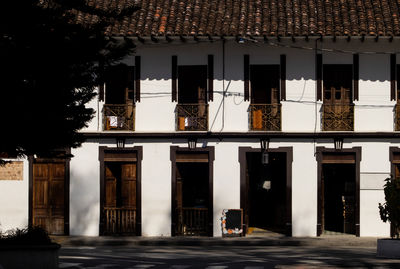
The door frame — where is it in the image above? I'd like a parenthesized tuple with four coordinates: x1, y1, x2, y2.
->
(389, 146, 400, 237)
(99, 146, 143, 236)
(239, 146, 293, 236)
(316, 146, 361, 236)
(28, 152, 71, 235)
(170, 146, 215, 236)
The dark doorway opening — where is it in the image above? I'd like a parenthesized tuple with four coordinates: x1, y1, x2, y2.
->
(178, 65, 207, 104)
(175, 161, 210, 236)
(322, 164, 356, 235)
(245, 152, 287, 235)
(250, 65, 280, 104)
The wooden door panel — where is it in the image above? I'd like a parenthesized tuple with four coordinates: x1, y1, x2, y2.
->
(105, 165, 117, 207)
(33, 180, 48, 207)
(51, 218, 65, 235)
(50, 180, 64, 207)
(33, 216, 48, 230)
(121, 163, 136, 208)
(34, 163, 49, 179)
(33, 162, 66, 235)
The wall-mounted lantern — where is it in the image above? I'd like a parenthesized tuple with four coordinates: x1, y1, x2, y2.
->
(116, 138, 125, 148)
(334, 138, 343, 150)
(260, 137, 270, 165)
(188, 137, 197, 149)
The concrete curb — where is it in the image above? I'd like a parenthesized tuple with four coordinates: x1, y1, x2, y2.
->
(53, 236, 379, 248)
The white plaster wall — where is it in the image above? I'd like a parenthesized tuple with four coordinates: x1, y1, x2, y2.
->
(79, 39, 399, 133)
(356, 54, 393, 132)
(140, 141, 173, 236)
(346, 140, 392, 236)
(0, 158, 29, 232)
(70, 141, 101, 236)
(290, 141, 319, 237)
(213, 140, 241, 236)
(66, 139, 399, 237)
(360, 173, 390, 237)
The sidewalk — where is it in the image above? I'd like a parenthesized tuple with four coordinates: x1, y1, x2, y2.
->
(53, 234, 379, 248)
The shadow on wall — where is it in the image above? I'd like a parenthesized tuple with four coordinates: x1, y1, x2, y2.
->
(70, 170, 99, 236)
(137, 41, 389, 83)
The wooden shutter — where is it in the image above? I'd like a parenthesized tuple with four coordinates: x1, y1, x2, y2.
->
(135, 56, 141, 102)
(353, 54, 359, 101)
(280, 54, 286, 101)
(172, 55, 178, 102)
(391, 54, 396, 101)
(208, 55, 214, 101)
(316, 54, 322, 101)
(127, 66, 135, 103)
(121, 163, 137, 208)
(244, 55, 250, 101)
(99, 59, 105, 101)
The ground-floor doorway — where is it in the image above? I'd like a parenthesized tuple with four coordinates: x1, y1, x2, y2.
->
(30, 157, 69, 235)
(171, 147, 214, 236)
(322, 164, 356, 235)
(240, 147, 292, 236)
(317, 148, 360, 236)
(99, 147, 142, 236)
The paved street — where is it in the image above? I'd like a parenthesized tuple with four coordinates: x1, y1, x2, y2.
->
(59, 245, 400, 269)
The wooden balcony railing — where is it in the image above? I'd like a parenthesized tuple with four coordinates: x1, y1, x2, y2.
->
(249, 104, 281, 131)
(104, 207, 136, 235)
(395, 105, 400, 131)
(322, 104, 354, 131)
(177, 207, 208, 236)
(103, 104, 135, 131)
(176, 104, 208, 131)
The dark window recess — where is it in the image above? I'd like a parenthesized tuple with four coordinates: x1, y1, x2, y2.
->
(178, 66, 207, 104)
(105, 65, 135, 105)
(323, 65, 352, 104)
(250, 65, 280, 104)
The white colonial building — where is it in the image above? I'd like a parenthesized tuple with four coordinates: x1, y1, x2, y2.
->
(2, 0, 400, 238)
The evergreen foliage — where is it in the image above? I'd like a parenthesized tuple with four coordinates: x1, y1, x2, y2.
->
(379, 177, 400, 239)
(0, 0, 136, 159)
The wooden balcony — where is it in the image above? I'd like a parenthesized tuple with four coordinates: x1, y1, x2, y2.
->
(103, 104, 135, 131)
(395, 105, 400, 131)
(104, 207, 136, 235)
(177, 207, 208, 236)
(176, 104, 208, 131)
(249, 104, 281, 131)
(322, 104, 354, 131)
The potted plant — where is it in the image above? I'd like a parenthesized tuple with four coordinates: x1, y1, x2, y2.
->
(377, 176, 400, 258)
(0, 226, 60, 269)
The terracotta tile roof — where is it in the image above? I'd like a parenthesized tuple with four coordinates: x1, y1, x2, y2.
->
(78, 0, 400, 37)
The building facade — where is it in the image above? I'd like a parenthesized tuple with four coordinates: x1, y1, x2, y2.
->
(2, 0, 400, 238)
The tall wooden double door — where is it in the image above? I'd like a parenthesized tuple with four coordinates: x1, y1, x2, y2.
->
(103, 162, 138, 235)
(32, 161, 67, 235)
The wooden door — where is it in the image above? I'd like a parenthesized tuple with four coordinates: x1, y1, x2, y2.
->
(33, 162, 65, 235)
(323, 65, 353, 130)
(104, 162, 137, 234)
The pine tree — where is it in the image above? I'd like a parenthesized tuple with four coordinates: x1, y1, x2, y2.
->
(0, 0, 137, 159)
